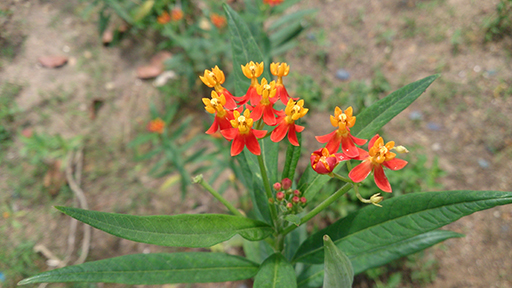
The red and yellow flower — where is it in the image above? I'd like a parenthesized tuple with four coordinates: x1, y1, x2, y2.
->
(171, 7, 184, 21)
(202, 91, 234, 135)
(239, 61, 264, 105)
(157, 11, 171, 24)
(271, 99, 308, 146)
(348, 134, 408, 192)
(221, 109, 267, 156)
(147, 118, 165, 134)
(210, 13, 227, 29)
(270, 62, 295, 104)
(199, 66, 238, 109)
(310, 148, 350, 174)
(315, 106, 366, 157)
(250, 78, 281, 126)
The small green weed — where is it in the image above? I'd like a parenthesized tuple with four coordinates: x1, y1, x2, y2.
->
(0, 82, 22, 143)
(0, 241, 43, 287)
(484, 0, 512, 42)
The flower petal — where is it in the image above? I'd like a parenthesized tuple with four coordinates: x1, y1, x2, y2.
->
(220, 128, 238, 140)
(287, 126, 299, 146)
(351, 134, 368, 146)
(270, 122, 288, 143)
(205, 117, 219, 135)
(348, 160, 373, 183)
(352, 148, 370, 160)
(253, 129, 267, 139)
(231, 133, 245, 156)
(383, 158, 408, 170)
(373, 165, 392, 192)
(340, 134, 359, 158)
(263, 105, 277, 126)
(315, 130, 337, 143)
(369, 134, 380, 148)
(245, 132, 261, 155)
(295, 124, 305, 133)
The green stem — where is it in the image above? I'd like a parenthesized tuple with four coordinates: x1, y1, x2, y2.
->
(193, 175, 243, 217)
(256, 154, 278, 228)
(281, 183, 352, 236)
(330, 172, 352, 183)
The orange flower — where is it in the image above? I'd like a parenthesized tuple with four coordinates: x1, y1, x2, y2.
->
(348, 134, 408, 192)
(310, 148, 350, 174)
(250, 78, 281, 126)
(171, 7, 183, 21)
(200, 66, 239, 109)
(157, 11, 171, 24)
(220, 109, 267, 156)
(210, 13, 227, 29)
(238, 61, 264, 105)
(203, 91, 234, 135)
(270, 62, 296, 104)
(271, 99, 308, 146)
(263, 0, 284, 6)
(147, 118, 165, 134)
(315, 106, 366, 157)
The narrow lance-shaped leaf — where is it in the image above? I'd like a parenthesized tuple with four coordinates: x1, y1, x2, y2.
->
(293, 190, 512, 264)
(351, 74, 439, 139)
(323, 235, 353, 288)
(253, 253, 297, 288)
(56, 206, 273, 248)
(282, 132, 302, 181)
(297, 230, 463, 287)
(223, 3, 271, 96)
(19, 253, 258, 285)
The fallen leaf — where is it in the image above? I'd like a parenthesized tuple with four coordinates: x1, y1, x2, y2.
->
(38, 55, 68, 68)
(102, 29, 114, 45)
(136, 65, 162, 79)
(150, 51, 172, 70)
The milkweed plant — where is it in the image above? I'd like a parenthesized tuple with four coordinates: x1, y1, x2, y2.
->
(20, 4, 512, 288)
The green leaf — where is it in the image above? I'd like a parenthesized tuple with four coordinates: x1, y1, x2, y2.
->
(56, 206, 273, 247)
(282, 133, 301, 181)
(261, 135, 279, 186)
(253, 253, 297, 288)
(19, 253, 258, 285)
(297, 230, 462, 287)
(243, 239, 274, 264)
(284, 214, 301, 226)
(301, 164, 344, 202)
(269, 9, 317, 31)
(223, 3, 271, 96)
(323, 235, 353, 288)
(293, 190, 512, 266)
(351, 74, 439, 139)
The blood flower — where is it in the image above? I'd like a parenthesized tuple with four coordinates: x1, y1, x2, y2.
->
(263, 0, 284, 6)
(315, 106, 366, 157)
(221, 109, 267, 156)
(171, 7, 183, 21)
(239, 61, 264, 105)
(157, 12, 171, 24)
(270, 62, 295, 104)
(251, 78, 281, 125)
(210, 13, 227, 29)
(147, 118, 165, 134)
(271, 99, 308, 146)
(202, 91, 234, 135)
(348, 134, 408, 192)
(310, 148, 350, 174)
(199, 66, 238, 109)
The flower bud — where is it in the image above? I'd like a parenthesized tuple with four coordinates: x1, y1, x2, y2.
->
(293, 190, 301, 196)
(281, 178, 292, 190)
(273, 182, 282, 191)
(292, 196, 300, 203)
(286, 202, 293, 210)
(276, 192, 285, 201)
(394, 145, 409, 154)
(300, 197, 307, 204)
(370, 193, 384, 207)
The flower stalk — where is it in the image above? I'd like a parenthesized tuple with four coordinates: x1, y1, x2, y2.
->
(193, 174, 243, 217)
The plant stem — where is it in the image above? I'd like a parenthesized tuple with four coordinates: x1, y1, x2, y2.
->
(193, 175, 244, 217)
(330, 172, 352, 183)
(257, 154, 279, 228)
(281, 183, 352, 236)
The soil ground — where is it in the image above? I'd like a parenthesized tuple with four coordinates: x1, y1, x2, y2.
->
(1, 0, 512, 287)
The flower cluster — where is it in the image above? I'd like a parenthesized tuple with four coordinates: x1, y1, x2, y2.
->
(200, 62, 308, 156)
(147, 118, 165, 134)
(272, 178, 307, 213)
(311, 105, 408, 192)
(157, 7, 184, 24)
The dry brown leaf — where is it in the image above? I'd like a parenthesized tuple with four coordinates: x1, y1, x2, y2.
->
(150, 51, 172, 70)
